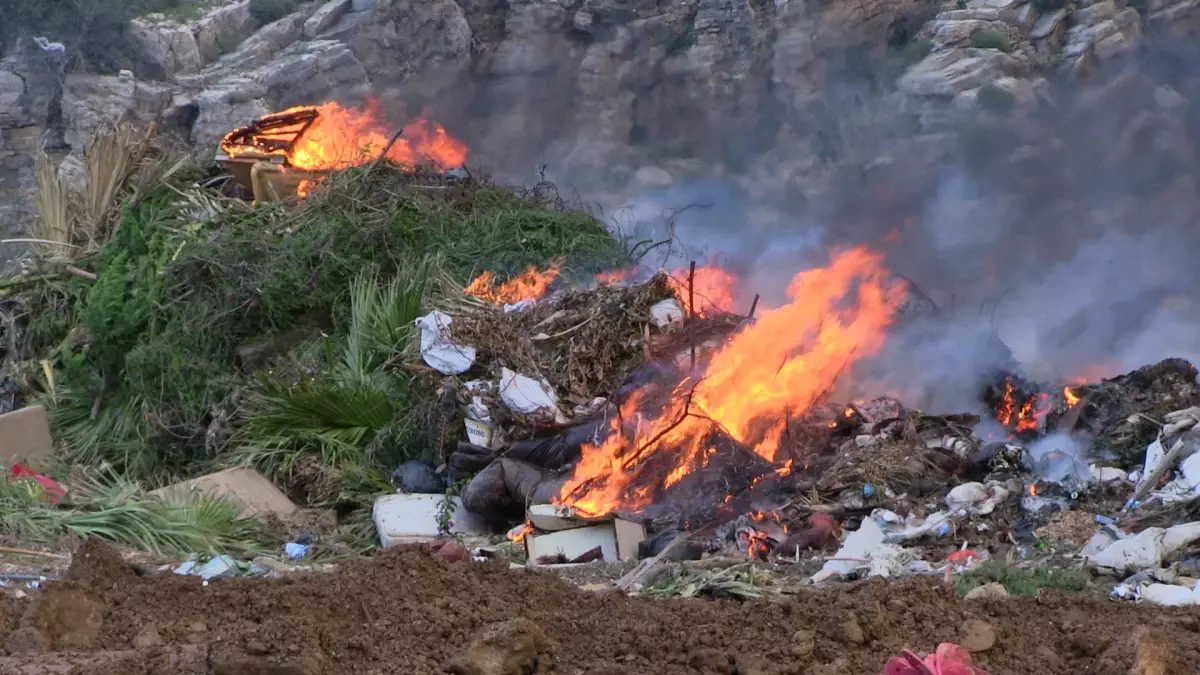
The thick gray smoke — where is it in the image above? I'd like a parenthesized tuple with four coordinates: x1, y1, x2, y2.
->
(580, 41, 1200, 416)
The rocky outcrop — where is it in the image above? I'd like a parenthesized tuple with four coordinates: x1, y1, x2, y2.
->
(3, 0, 1200, 262)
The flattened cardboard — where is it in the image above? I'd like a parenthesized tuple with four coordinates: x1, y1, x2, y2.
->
(151, 467, 298, 519)
(0, 405, 55, 471)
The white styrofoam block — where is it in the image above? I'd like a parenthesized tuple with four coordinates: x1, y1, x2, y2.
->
(525, 523, 618, 566)
(373, 494, 489, 548)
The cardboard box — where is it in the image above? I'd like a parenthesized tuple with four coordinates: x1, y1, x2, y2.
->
(0, 405, 55, 471)
(524, 516, 646, 567)
(151, 467, 298, 519)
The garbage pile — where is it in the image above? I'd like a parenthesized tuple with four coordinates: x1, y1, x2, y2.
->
(378, 257, 1200, 601)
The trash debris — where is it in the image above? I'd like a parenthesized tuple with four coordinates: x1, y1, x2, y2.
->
(9, 463, 65, 504)
(945, 482, 1010, 516)
(1086, 521, 1200, 574)
(372, 493, 489, 548)
(882, 643, 990, 675)
(150, 467, 298, 519)
(521, 505, 645, 567)
(499, 368, 559, 417)
(416, 310, 476, 375)
(284, 543, 309, 561)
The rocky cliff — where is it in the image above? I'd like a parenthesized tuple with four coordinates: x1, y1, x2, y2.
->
(2, 0, 1200, 261)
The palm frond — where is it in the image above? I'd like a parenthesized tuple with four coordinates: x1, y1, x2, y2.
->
(0, 469, 272, 555)
(342, 262, 429, 379)
(234, 374, 397, 474)
(32, 152, 76, 260)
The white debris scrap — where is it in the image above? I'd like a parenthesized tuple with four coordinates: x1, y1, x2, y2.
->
(871, 509, 952, 542)
(945, 481, 1010, 515)
(812, 519, 886, 583)
(504, 298, 536, 313)
(499, 368, 559, 415)
(649, 298, 684, 327)
(1086, 521, 1200, 574)
(415, 310, 476, 374)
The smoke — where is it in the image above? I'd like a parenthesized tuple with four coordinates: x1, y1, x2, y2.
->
(1026, 432, 1093, 483)
(567, 39, 1200, 415)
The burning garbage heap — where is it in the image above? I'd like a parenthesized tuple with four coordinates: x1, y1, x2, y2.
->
(376, 238, 1200, 597)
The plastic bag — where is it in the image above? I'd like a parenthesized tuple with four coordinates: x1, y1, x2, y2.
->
(882, 644, 989, 675)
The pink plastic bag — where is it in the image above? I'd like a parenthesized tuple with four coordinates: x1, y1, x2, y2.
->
(882, 644, 989, 675)
(10, 463, 65, 504)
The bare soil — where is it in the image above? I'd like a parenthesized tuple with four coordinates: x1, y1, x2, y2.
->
(2, 540, 1200, 674)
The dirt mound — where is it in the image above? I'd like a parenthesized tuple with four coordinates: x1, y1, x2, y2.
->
(2, 543, 1200, 674)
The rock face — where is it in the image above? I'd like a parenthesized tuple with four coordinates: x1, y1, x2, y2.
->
(2, 0, 1200, 261)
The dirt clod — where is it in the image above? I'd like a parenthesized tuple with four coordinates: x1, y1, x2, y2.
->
(960, 619, 997, 653)
(841, 614, 866, 645)
(963, 582, 1009, 601)
(444, 618, 550, 675)
(19, 586, 104, 650)
(133, 624, 163, 649)
(66, 539, 135, 592)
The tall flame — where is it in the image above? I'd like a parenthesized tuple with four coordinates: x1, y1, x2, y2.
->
(558, 247, 906, 516)
(671, 266, 739, 316)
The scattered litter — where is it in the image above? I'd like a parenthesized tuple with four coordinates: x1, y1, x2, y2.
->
(415, 310, 476, 375)
(284, 543, 309, 561)
(872, 509, 952, 542)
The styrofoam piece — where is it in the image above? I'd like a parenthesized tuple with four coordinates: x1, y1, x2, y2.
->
(373, 494, 489, 548)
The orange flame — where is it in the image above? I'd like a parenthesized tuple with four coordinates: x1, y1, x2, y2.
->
(671, 266, 739, 317)
(508, 521, 534, 544)
(994, 378, 1050, 432)
(222, 99, 467, 172)
(557, 247, 906, 517)
(1063, 386, 1080, 408)
(465, 261, 562, 304)
(595, 267, 639, 286)
(1015, 392, 1050, 432)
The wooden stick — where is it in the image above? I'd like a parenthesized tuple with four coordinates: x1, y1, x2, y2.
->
(64, 265, 97, 281)
(0, 546, 67, 559)
(1127, 437, 1185, 509)
(747, 294, 760, 320)
(688, 261, 696, 370)
(615, 533, 687, 592)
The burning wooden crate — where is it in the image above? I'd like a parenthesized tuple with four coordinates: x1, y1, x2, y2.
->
(517, 504, 645, 568)
(216, 101, 470, 202)
(217, 106, 329, 202)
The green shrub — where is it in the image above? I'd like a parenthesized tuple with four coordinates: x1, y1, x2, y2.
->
(977, 84, 1017, 114)
(971, 30, 1012, 52)
(37, 166, 630, 486)
(902, 39, 934, 63)
(249, 0, 297, 26)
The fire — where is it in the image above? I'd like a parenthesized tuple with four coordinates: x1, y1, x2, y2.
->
(508, 521, 533, 544)
(1015, 392, 1050, 432)
(465, 261, 563, 304)
(557, 247, 906, 517)
(995, 377, 1050, 432)
(671, 266, 738, 316)
(1064, 386, 1080, 407)
(221, 99, 468, 172)
(595, 267, 638, 286)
